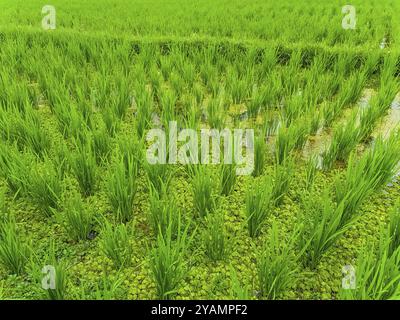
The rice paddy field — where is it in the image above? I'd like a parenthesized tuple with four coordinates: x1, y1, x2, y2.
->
(1, 0, 400, 300)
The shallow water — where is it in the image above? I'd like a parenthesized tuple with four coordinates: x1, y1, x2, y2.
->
(373, 92, 400, 139)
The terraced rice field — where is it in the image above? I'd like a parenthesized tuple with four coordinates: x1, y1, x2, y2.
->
(0, 0, 400, 300)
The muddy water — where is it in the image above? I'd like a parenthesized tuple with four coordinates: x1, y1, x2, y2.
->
(372, 92, 400, 139)
(302, 88, 376, 160)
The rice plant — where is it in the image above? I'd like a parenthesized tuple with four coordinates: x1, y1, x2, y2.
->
(100, 220, 133, 269)
(150, 222, 192, 300)
(339, 235, 400, 300)
(192, 166, 216, 218)
(15, 108, 51, 158)
(28, 159, 62, 216)
(145, 162, 172, 196)
(271, 156, 294, 206)
(220, 163, 236, 196)
(203, 211, 227, 261)
(107, 155, 138, 223)
(246, 177, 273, 238)
(70, 137, 97, 196)
(298, 190, 351, 269)
(253, 135, 266, 177)
(148, 183, 180, 239)
(305, 155, 318, 191)
(0, 143, 30, 196)
(257, 222, 299, 299)
(59, 192, 94, 241)
(322, 114, 361, 170)
(41, 242, 68, 300)
(92, 128, 112, 164)
(0, 218, 31, 275)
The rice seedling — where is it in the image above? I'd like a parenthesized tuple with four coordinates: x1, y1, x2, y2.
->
(0, 218, 31, 275)
(70, 137, 97, 197)
(246, 177, 273, 238)
(220, 163, 237, 196)
(41, 241, 68, 300)
(0, 143, 30, 196)
(53, 102, 85, 140)
(92, 128, 112, 164)
(257, 222, 300, 299)
(148, 182, 181, 239)
(145, 162, 172, 196)
(107, 155, 138, 223)
(192, 166, 216, 218)
(271, 156, 294, 206)
(102, 108, 120, 137)
(111, 77, 131, 120)
(203, 211, 227, 261)
(207, 96, 226, 129)
(15, 108, 51, 158)
(305, 155, 318, 191)
(135, 89, 153, 138)
(59, 192, 94, 241)
(322, 112, 361, 170)
(150, 221, 192, 300)
(298, 190, 351, 269)
(252, 134, 266, 177)
(339, 235, 400, 300)
(335, 133, 400, 225)
(28, 158, 62, 216)
(100, 220, 133, 269)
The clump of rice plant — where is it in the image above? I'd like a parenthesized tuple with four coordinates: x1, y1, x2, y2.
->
(246, 177, 273, 238)
(100, 220, 133, 269)
(145, 162, 172, 196)
(339, 235, 400, 300)
(148, 182, 180, 239)
(203, 211, 227, 261)
(298, 190, 351, 269)
(275, 122, 306, 164)
(271, 156, 294, 206)
(192, 166, 216, 218)
(335, 133, 400, 226)
(0, 143, 30, 196)
(40, 241, 68, 300)
(150, 222, 192, 300)
(207, 96, 226, 129)
(322, 113, 360, 170)
(107, 155, 138, 223)
(92, 128, 112, 164)
(220, 163, 236, 196)
(0, 218, 31, 275)
(53, 143, 70, 179)
(28, 159, 62, 216)
(135, 89, 153, 138)
(257, 222, 299, 299)
(102, 109, 120, 137)
(305, 155, 318, 191)
(70, 137, 97, 196)
(253, 135, 266, 177)
(15, 108, 51, 158)
(59, 192, 94, 241)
